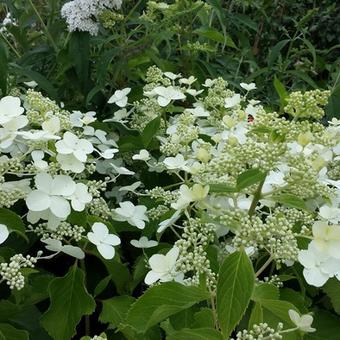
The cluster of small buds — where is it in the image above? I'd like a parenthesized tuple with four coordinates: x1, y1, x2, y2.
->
(328, 160, 340, 180)
(218, 209, 248, 232)
(276, 207, 314, 230)
(146, 187, 178, 205)
(143, 66, 171, 93)
(130, 98, 161, 131)
(284, 89, 330, 120)
(203, 77, 229, 110)
(0, 157, 24, 176)
(147, 205, 169, 220)
(0, 188, 27, 208)
(258, 274, 284, 288)
(0, 254, 38, 290)
(87, 179, 108, 198)
(99, 9, 124, 29)
(175, 219, 216, 287)
(232, 322, 283, 340)
(29, 222, 85, 241)
(233, 211, 299, 263)
(89, 198, 111, 219)
(85, 163, 97, 175)
(185, 41, 215, 53)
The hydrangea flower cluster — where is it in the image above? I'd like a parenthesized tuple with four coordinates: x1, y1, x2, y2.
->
(103, 66, 339, 290)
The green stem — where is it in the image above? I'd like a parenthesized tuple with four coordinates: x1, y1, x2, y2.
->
(80, 260, 90, 335)
(28, 0, 58, 52)
(0, 32, 21, 58)
(255, 255, 274, 277)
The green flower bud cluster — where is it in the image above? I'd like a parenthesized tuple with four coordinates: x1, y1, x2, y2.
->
(232, 322, 284, 340)
(284, 89, 330, 120)
(147, 205, 169, 220)
(99, 10, 124, 29)
(89, 197, 111, 220)
(147, 187, 178, 205)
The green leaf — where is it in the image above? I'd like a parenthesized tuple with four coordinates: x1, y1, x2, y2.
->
(0, 323, 29, 340)
(261, 299, 297, 326)
(0, 208, 27, 241)
(248, 302, 263, 328)
(323, 279, 340, 315)
(216, 249, 255, 337)
(273, 76, 288, 109)
(191, 308, 215, 328)
(268, 39, 290, 67)
(141, 116, 161, 147)
(41, 266, 96, 340)
(208, 184, 237, 194)
(94, 275, 111, 297)
(272, 193, 307, 210)
(167, 328, 223, 340)
(252, 283, 279, 302)
(124, 282, 209, 334)
(236, 168, 266, 191)
(305, 309, 340, 340)
(194, 27, 237, 49)
(100, 296, 135, 327)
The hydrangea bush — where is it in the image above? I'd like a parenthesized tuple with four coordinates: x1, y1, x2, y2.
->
(0, 67, 340, 339)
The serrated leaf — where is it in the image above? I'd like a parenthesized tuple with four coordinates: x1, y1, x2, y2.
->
(41, 266, 96, 340)
(236, 168, 266, 191)
(0, 323, 29, 340)
(100, 296, 135, 327)
(323, 279, 340, 315)
(0, 208, 27, 241)
(216, 249, 255, 337)
(252, 283, 279, 302)
(141, 116, 161, 147)
(248, 302, 263, 328)
(124, 282, 209, 334)
(167, 328, 223, 340)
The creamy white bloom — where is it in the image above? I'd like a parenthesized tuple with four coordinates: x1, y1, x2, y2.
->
(132, 149, 150, 161)
(0, 224, 9, 244)
(171, 184, 209, 210)
(0, 114, 28, 149)
(111, 163, 135, 175)
(144, 246, 184, 285)
(87, 222, 121, 259)
(152, 86, 186, 107)
(26, 173, 75, 219)
(56, 132, 93, 162)
(288, 310, 315, 333)
(240, 82, 256, 91)
(225, 93, 241, 108)
(158, 210, 181, 233)
(119, 181, 142, 193)
(108, 88, 131, 107)
(163, 154, 188, 170)
(42, 238, 85, 259)
(31, 150, 48, 170)
(0, 96, 24, 125)
(164, 72, 181, 80)
(67, 183, 92, 211)
(113, 201, 149, 229)
(179, 76, 196, 85)
(185, 106, 210, 117)
(319, 205, 340, 224)
(103, 109, 130, 123)
(312, 221, 340, 258)
(130, 236, 158, 249)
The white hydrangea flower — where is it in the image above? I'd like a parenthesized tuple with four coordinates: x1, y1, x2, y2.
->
(113, 201, 149, 229)
(42, 238, 85, 259)
(0, 114, 28, 149)
(67, 183, 92, 211)
(171, 184, 209, 210)
(312, 221, 340, 258)
(179, 76, 197, 85)
(164, 72, 181, 80)
(119, 181, 142, 193)
(288, 310, 315, 333)
(185, 106, 210, 117)
(151, 86, 186, 107)
(158, 210, 181, 233)
(144, 246, 184, 285)
(132, 149, 150, 161)
(103, 109, 130, 123)
(130, 236, 158, 249)
(319, 205, 340, 224)
(26, 173, 75, 219)
(225, 93, 241, 108)
(0, 96, 24, 125)
(163, 154, 188, 170)
(0, 224, 9, 244)
(108, 88, 131, 107)
(87, 222, 121, 259)
(31, 150, 48, 170)
(240, 82, 256, 91)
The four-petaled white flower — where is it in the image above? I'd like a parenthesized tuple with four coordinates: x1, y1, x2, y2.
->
(145, 246, 184, 285)
(67, 183, 92, 211)
(152, 86, 186, 107)
(130, 236, 158, 248)
(0, 224, 9, 244)
(26, 173, 75, 219)
(31, 150, 48, 170)
(42, 238, 85, 259)
(87, 222, 121, 259)
(225, 93, 241, 108)
(132, 149, 150, 161)
(171, 184, 209, 210)
(240, 82, 256, 91)
(312, 221, 340, 258)
(108, 88, 131, 107)
(0, 114, 28, 149)
(163, 154, 188, 171)
(114, 201, 149, 229)
(0, 96, 24, 125)
(288, 309, 315, 333)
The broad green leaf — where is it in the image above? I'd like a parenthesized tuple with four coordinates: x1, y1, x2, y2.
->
(248, 302, 263, 328)
(191, 308, 215, 328)
(268, 39, 290, 67)
(194, 27, 237, 49)
(141, 116, 161, 147)
(41, 266, 96, 340)
(236, 168, 266, 191)
(167, 328, 223, 340)
(305, 309, 340, 340)
(0, 208, 27, 241)
(252, 283, 279, 302)
(103, 259, 132, 295)
(323, 279, 340, 315)
(273, 76, 288, 109)
(280, 288, 310, 313)
(100, 296, 135, 327)
(94, 275, 112, 297)
(124, 282, 209, 333)
(216, 250, 255, 337)
(0, 323, 29, 340)
(261, 299, 297, 325)
(272, 193, 307, 210)
(170, 308, 197, 331)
